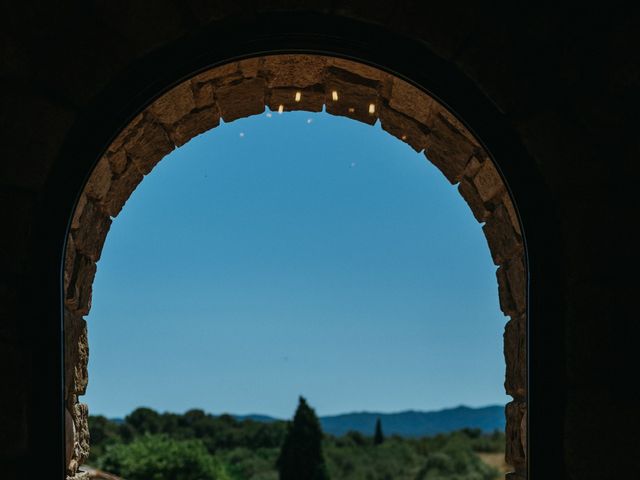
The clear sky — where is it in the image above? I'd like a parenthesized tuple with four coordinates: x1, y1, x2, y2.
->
(84, 109, 510, 419)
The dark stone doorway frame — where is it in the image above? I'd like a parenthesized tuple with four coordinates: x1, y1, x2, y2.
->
(30, 11, 564, 479)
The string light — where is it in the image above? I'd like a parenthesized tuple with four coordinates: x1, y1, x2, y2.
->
(295, 91, 302, 102)
(348, 107, 355, 113)
(278, 104, 284, 114)
(332, 90, 339, 101)
(368, 103, 376, 114)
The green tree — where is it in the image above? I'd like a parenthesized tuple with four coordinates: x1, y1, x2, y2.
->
(98, 434, 231, 480)
(276, 397, 329, 480)
(373, 418, 385, 445)
(126, 407, 162, 435)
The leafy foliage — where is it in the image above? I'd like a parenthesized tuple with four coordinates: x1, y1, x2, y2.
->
(98, 434, 231, 480)
(88, 406, 506, 480)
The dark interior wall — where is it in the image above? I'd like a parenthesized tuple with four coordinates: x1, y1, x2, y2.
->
(0, 2, 638, 479)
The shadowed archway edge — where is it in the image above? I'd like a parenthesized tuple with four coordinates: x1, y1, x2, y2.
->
(30, 11, 563, 479)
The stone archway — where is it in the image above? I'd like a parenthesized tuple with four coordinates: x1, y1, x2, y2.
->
(63, 55, 526, 479)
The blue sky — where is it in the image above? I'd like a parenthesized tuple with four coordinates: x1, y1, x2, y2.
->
(84, 109, 509, 419)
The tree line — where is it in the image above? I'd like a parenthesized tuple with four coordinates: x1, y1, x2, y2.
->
(88, 397, 505, 480)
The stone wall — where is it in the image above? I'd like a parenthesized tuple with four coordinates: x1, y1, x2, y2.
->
(63, 55, 527, 479)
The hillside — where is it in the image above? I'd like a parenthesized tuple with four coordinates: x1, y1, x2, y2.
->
(226, 405, 505, 437)
(319, 405, 505, 437)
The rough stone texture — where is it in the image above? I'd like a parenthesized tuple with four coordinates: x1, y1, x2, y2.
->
(56, 55, 528, 479)
(473, 159, 505, 203)
(389, 77, 440, 126)
(84, 159, 112, 203)
(216, 77, 266, 122)
(65, 408, 74, 472)
(379, 103, 431, 152)
(267, 86, 325, 112)
(424, 114, 478, 184)
(504, 314, 527, 399)
(149, 82, 197, 127)
(506, 401, 527, 474)
(458, 178, 490, 222)
(325, 67, 380, 125)
(483, 204, 523, 266)
(70, 200, 112, 262)
(171, 106, 221, 147)
(64, 311, 88, 397)
(65, 253, 97, 316)
(68, 402, 90, 475)
(123, 115, 175, 175)
(263, 55, 327, 88)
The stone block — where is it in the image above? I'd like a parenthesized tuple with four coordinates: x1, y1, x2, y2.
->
(107, 113, 145, 154)
(64, 311, 88, 397)
(458, 178, 490, 222)
(424, 114, 477, 184)
(462, 155, 485, 179)
(267, 86, 325, 113)
(64, 235, 76, 294)
(473, 159, 505, 202)
(497, 265, 516, 317)
(106, 150, 128, 176)
(70, 200, 111, 262)
(124, 115, 175, 175)
(216, 77, 266, 122)
(328, 57, 388, 82)
(263, 54, 327, 88)
(506, 255, 526, 314)
(191, 62, 239, 86)
(389, 77, 439, 126)
(504, 314, 527, 399)
(69, 402, 90, 474)
(84, 158, 112, 202)
(171, 105, 220, 147)
(191, 80, 215, 109)
(148, 81, 196, 127)
(379, 104, 430, 152)
(501, 192, 522, 235)
(65, 253, 96, 316)
(325, 67, 380, 125)
(70, 194, 87, 231)
(239, 57, 262, 79)
(483, 204, 523, 265)
(505, 401, 527, 471)
(104, 160, 144, 217)
(437, 108, 479, 146)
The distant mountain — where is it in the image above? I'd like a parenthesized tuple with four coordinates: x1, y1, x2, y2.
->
(318, 405, 505, 437)
(232, 414, 279, 423)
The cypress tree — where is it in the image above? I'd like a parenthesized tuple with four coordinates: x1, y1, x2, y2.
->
(373, 418, 385, 445)
(277, 396, 329, 480)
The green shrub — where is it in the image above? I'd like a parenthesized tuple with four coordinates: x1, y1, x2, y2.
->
(98, 434, 231, 480)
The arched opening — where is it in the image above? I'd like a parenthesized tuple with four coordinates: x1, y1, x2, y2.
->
(63, 55, 526, 479)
